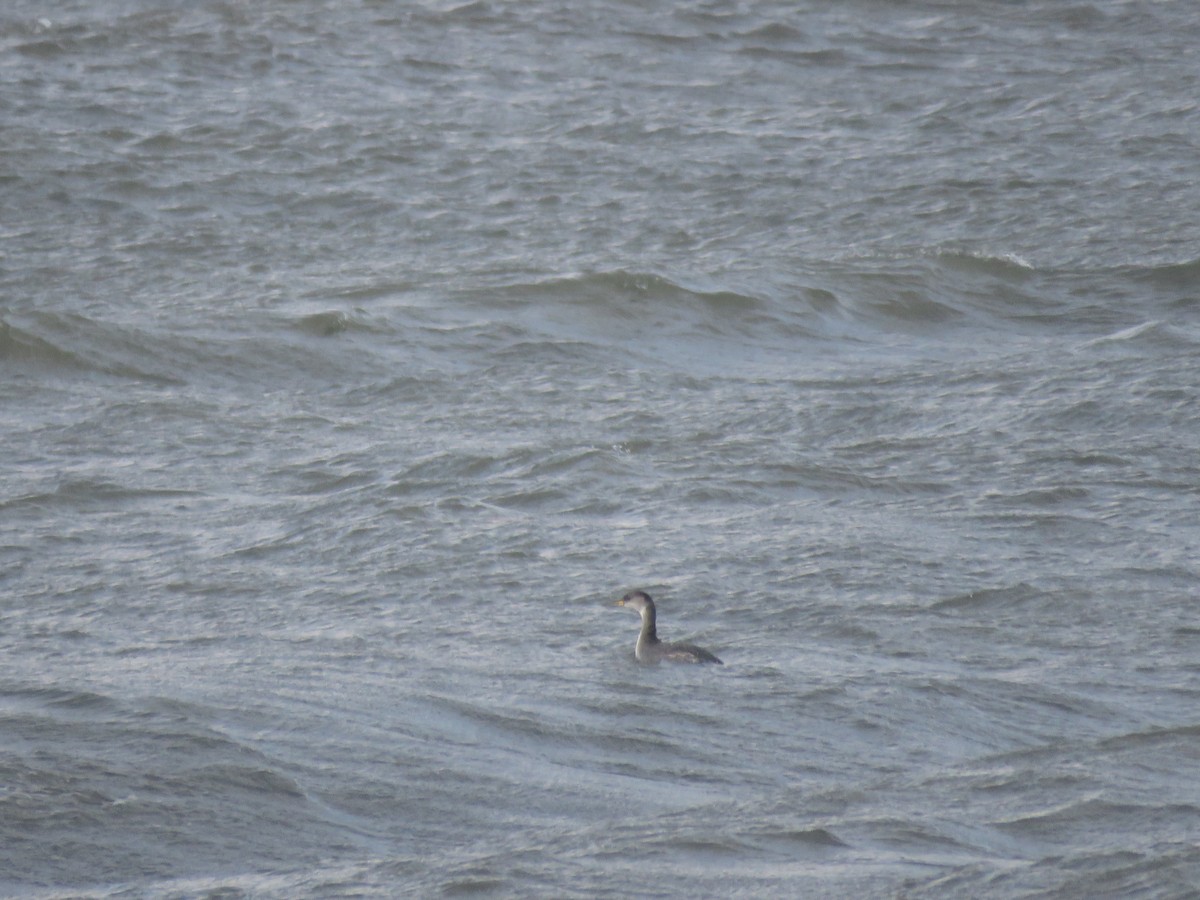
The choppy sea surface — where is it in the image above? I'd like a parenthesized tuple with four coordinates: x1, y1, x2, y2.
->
(3, 1, 1200, 896)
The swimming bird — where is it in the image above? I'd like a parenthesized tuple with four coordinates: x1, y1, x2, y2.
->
(616, 590, 722, 664)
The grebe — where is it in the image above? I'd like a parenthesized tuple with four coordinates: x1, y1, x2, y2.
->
(616, 590, 722, 665)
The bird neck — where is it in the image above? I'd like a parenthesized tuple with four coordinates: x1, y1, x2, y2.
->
(639, 608, 659, 645)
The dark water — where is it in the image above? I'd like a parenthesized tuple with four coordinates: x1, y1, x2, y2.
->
(3, 1, 1200, 896)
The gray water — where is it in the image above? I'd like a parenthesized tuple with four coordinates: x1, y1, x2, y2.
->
(3, 1, 1200, 896)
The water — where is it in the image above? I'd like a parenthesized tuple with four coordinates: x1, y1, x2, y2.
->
(3, 1, 1200, 896)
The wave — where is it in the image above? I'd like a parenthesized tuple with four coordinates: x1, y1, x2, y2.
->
(6, 250, 1194, 391)
(0, 313, 194, 384)
(0, 309, 396, 389)
(993, 796, 1200, 837)
(0, 316, 108, 377)
(486, 269, 768, 322)
(1124, 255, 1200, 290)
(296, 253, 1200, 378)
(448, 259, 965, 358)
(470, 250, 1193, 339)
(809, 249, 1200, 335)
(0, 477, 201, 516)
